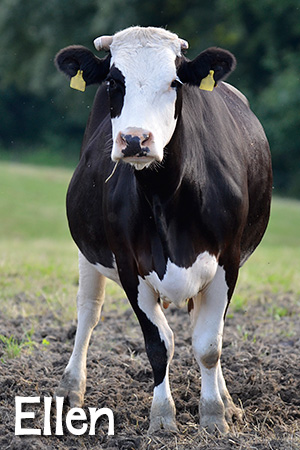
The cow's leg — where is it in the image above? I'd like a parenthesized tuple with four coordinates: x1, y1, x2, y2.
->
(56, 252, 105, 407)
(190, 265, 238, 433)
(128, 278, 177, 434)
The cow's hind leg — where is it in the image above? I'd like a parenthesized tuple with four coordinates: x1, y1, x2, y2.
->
(190, 265, 239, 433)
(56, 252, 105, 407)
(129, 278, 177, 434)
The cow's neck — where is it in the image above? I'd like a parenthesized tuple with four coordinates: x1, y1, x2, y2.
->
(133, 119, 188, 202)
(134, 154, 182, 206)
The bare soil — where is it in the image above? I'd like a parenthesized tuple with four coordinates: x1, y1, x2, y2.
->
(0, 292, 299, 449)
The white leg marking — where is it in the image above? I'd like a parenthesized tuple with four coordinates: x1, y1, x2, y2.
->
(56, 251, 106, 407)
(190, 265, 229, 433)
(150, 367, 177, 433)
(137, 278, 177, 433)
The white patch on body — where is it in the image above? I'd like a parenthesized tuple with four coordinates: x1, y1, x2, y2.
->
(145, 252, 218, 308)
(109, 27, 183, 165)
(95, 257, 121, 286)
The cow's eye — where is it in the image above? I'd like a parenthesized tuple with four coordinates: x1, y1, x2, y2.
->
(170, 78, 183, 90)
(109, 79, 117, 89)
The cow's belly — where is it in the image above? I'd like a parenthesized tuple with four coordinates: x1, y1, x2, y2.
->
(145, 251, 218, 308)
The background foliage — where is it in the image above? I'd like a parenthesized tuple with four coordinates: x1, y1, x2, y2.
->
(0, 0, 299, 196)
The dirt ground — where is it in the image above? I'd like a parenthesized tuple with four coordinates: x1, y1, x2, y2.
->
(0, 292, 299, 450)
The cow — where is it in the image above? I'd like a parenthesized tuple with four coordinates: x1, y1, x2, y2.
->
(55, 26, 272, 434)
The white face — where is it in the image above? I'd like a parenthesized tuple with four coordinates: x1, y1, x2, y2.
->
(107, 29, 183, 170)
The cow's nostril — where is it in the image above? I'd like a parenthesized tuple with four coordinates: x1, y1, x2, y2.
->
(120, 133, 127, 144)
(142, 134, 150, 145)
(120, 134, 140, 146)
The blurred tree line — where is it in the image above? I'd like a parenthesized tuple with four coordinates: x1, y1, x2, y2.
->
(0, 0, 299, 197)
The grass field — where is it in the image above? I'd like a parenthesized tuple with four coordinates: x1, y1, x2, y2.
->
(0, 161, 299, 322)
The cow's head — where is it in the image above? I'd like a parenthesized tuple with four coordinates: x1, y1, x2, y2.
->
(55, 26, 236, 170)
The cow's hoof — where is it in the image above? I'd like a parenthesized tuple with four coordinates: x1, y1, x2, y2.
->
(200, 415, 229, 434)
(55, 371, 85, 408)
(200, 399, 229, 434)
(223, 396, 243, 424)
(148, 397, 177, 434)
(148, 417, 178, 434)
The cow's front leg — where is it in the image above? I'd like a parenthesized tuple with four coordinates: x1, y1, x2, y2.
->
(190, 265, 237, 434)
(128, 278, 177, 434)
(56, 252, 105, 407)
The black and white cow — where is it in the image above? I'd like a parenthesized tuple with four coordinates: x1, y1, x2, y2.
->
(55, 26, 272, 434)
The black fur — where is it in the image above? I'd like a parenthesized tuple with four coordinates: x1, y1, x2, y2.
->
(177, 47, 236, 86)
(106, 66, 126, 118)
(55, 45, 111, 85)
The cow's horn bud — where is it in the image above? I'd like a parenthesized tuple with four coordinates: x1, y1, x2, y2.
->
(94, 35, 113, 51)
(179, 39, 189, 50)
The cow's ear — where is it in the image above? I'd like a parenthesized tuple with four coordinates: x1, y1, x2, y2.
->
(55, 45, 110, 86)
(177, 47, 236, 88)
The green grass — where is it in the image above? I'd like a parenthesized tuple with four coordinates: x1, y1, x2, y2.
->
(0, 328, 50, 361)
(235, 197, 300, 308)
(0, 162, 124, 321)
(0, 334, 26, 360)
(0, 161, 299, 323)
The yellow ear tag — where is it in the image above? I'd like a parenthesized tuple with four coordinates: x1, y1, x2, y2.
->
(70, 70, 86, 92)
(199, 70, 215, 91)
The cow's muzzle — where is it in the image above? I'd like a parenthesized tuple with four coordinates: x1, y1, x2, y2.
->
(112, 128, 160, 169)
(119, 131, 152, 158)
